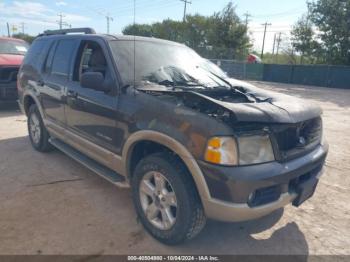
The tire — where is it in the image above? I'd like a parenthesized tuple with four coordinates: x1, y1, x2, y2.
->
(27, 104, 53, 152)
(132, 152, 206, 245)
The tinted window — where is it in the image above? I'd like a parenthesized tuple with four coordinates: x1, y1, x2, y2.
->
(51, 39, 77, 77)
(44, 42, 57, 73)
(23, 40, 48, 68)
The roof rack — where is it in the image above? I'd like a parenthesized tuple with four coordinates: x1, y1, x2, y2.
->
(40, 28, 96, 36)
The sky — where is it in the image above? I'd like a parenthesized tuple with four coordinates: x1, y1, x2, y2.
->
(0, 0, 308, 53)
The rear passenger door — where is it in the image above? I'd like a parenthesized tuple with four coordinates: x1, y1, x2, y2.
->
(40, 39, 79, 128)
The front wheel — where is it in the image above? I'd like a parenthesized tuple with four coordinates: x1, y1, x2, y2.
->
(132, 153, 206, 245)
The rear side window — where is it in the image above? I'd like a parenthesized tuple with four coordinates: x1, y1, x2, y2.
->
(51, 39, 77, 77)
(23, 39, 48, 69)
(44, 42, 57, 73)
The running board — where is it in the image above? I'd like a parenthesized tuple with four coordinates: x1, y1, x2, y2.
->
(49, 138, 129, 188)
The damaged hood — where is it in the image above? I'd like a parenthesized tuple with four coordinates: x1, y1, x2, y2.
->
(139, 79, 322, 124)
(223, 79, 322, 123)
(216, 97, 321, 123)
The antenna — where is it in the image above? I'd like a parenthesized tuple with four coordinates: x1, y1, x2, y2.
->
(133, 0, 136, 95)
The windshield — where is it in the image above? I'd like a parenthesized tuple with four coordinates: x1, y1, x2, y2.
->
(0, 40, 29, 55)
(109, 40, 229, 89)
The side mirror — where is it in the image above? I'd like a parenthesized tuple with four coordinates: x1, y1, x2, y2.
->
(80, 72, 109, 92)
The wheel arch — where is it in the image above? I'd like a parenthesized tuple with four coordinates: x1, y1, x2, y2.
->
(122, 130, 211, 203)
(23, 92, 45, 119)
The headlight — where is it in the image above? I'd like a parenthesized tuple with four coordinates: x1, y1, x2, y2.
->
(204, 137, 238, 166)
(238, 135, 275, 165)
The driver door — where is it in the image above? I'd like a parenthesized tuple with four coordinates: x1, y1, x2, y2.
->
(65, 39, 121, 164)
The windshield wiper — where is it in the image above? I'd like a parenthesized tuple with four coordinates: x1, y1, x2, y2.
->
(203, 70, 258, 102)
(152, 79, 209, 90)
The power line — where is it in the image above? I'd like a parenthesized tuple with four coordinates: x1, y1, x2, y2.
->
(261, 22, 272, 59)
(180, 0, 192, 22)
(253, 6, 305, 18)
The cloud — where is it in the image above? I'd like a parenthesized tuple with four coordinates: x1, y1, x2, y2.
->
(0, 1, 90, 27)
(56, 1, 67, 6)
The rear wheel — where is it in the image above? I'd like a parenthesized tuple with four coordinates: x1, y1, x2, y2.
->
(28, 104, 53, 152)
(132, 153, 206, 245)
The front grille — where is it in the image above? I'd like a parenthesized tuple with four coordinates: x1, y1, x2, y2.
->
(0, 67, 19, 83)
(272, 117, 322, 160)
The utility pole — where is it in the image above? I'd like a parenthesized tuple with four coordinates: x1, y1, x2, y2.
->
(272, 33, 277, 55)
(20, 22, 25, 34)
(57, 13, 65, 29)
(275, 32, 282, 63)
(106, 14, 114, 34)
(180, 0, 192, 22)
(243, 12, 251, 28)
(6, 22, 10, 37)
(260, 22, 271, 59)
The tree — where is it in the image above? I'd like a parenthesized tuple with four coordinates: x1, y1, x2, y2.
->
(207, 2, 250, 59)
(308, 0, 350, 65)
(122, 24, 153, 37)
(291, 14, 320, 64)
(122, 2, 251, 60)
(11, 33, 35, 44)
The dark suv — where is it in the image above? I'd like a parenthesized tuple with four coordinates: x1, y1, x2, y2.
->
(18, 28, 328, 245)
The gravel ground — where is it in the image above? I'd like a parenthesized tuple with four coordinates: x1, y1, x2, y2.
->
(0, 82, 349, 255)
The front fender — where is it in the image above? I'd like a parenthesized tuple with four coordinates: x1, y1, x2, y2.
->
(121, 130, 212, 203)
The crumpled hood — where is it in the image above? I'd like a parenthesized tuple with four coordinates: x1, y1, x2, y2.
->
(220, 78, 322, 123)
(216, 98, 321, 123)
(139, 79, 322, 124)
(0, 54, 24, 66)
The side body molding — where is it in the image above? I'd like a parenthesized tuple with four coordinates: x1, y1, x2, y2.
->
(122, 130, 211, 202)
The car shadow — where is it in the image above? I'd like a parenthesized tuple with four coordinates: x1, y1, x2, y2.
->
(178, 208, 309, 256)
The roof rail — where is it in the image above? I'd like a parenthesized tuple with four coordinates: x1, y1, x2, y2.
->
(40, 27, 96, 36)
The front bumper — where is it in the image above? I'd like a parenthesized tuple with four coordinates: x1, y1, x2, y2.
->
(199, 143, 328, 222)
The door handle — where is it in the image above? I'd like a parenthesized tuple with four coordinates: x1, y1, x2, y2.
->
(67, 90, 78, 98)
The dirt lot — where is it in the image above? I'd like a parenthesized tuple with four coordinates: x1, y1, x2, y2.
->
(0, 82, 349, 255)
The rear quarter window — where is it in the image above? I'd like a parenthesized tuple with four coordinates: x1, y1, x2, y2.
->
(23, 39, 48, 70)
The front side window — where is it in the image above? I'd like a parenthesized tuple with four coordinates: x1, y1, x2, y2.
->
(51, 39, 77, 77)
(73, 41, 109, 83)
